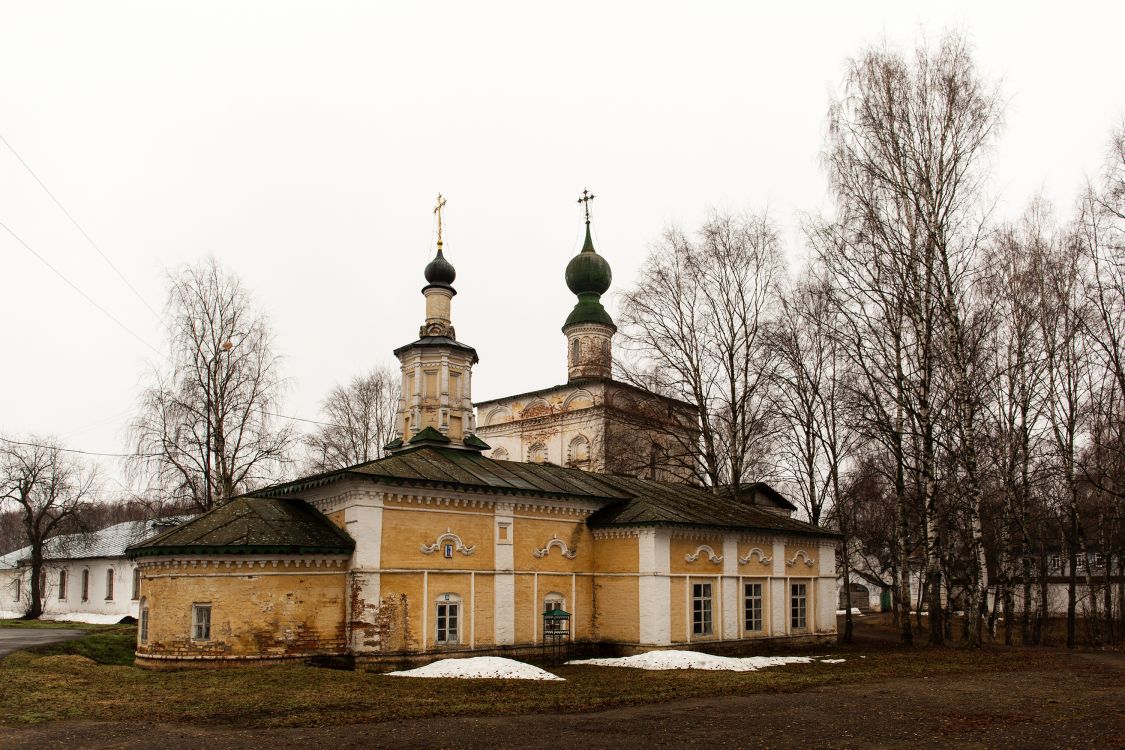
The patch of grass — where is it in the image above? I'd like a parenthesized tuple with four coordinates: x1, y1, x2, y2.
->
(28, 626, 137, 665)
(0, 619, 111, 631)
(0, 642, 1073, 729)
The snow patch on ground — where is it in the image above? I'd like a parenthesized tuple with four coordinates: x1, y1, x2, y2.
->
(836, 608, 864, 616)
(567, 650, 844, 672)
(386, 656, 564, 681)
(820, 658, 846, 663)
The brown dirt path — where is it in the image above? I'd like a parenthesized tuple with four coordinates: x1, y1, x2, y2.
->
(2, 650, 1122, 750)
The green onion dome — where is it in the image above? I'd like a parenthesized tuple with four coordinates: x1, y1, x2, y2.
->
(565, 224, 612, 296)
(563, 223, 615, 331)
(424, 246, 456, 287)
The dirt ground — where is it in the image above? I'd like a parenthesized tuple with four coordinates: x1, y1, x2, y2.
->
(0, 648, 1121, 749)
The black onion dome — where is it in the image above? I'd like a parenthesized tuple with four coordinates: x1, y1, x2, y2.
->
(424, 247, 456, 286)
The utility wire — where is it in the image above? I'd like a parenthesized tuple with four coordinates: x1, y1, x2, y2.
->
(0, 218, 164, 357)
(0, 131, 169, 332)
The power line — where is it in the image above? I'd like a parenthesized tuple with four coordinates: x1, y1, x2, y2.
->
(0, 131, 169, 332)
(0, 436, 159, 458)
(0, 218, 164, 357)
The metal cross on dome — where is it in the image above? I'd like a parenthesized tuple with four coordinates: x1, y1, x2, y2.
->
(433, 193, 447, 248)
(577, 188, 595, 224)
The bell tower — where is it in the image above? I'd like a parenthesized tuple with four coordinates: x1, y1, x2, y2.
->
(563, 189, 615, 381)
(388, 194, 486, 452)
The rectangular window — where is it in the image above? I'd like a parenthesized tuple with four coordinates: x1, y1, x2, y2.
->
(105, 569, 114, 601)
(436, 602, 459, 644)
(192, 604, 212, 641)
(58, 570, 67, 601)
(692, 582, 713, 636)
(81, 569, 89, 601)
(132, 568, 141, 600)
(791, 582, 808, 630)
(744, 582, 763, 632)
(140, 607, 149, 643)
(13, 577, 20, 602)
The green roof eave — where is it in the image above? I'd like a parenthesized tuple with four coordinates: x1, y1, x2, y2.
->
(127, 543, 354, 559)
(584, 518, 842, 540)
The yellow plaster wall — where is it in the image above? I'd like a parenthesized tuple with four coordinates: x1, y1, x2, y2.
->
(591, 535, 638, 573)
(784, 543, 819, 573)
(138, 561, 348, 660)
(380, 506, 495, 570)
(669, 576, 687, 642)
(515, 517, 589, 573)
(472, 574, 495, 647)
(592, 575, 638, 642)
(378, 572, 424, 651)
(669, 536, 726, 575)
(737, 542, 773, 574)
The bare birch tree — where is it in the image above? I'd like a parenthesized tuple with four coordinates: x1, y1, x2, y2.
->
(0, 437, 97, 619)
(818, 32, 1002, 645)
(304, 366, 400, 472)
(129, 258, 295, 512)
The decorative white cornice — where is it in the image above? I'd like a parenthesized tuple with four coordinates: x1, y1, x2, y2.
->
(738, 547, 773, 565)
(532, 536, 577, 559)
(421, 529, 476, 556)
(786, 549, 816, 568)
(685, 544, 723, 564)
(591, 528, 641, 540)
(134, 556, 348, 571)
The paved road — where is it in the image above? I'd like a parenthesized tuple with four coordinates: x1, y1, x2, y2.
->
(0, 628, 86, 656)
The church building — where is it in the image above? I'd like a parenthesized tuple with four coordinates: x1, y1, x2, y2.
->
(128, 196, 839, 669)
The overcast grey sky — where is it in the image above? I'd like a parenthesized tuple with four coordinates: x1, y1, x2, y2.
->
(2, 1, 1123, 493)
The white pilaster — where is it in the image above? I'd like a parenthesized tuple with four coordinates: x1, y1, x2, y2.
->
(345, 493, 383, 653)
(637, 529, 671, 645)
(815, 577, 837, 634)
(494, 502, 515, 645)
(722, 536, 739, 640)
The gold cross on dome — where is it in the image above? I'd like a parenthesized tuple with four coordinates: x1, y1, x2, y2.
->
(433, 193, 447, 247)
(577, 189, 595, 223)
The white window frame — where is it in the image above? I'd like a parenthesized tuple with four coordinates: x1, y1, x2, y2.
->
(192, 603, 212, 641)
(105, 568, 115, 601)
(791, 582, 808, 631)
(543, 593, 567, 633)
(57, 569, 67, 601)
(81, 568, 89, 602)
(744, 581, 763, 632)
(131, 568, 141, 601)
(692, 582, 713, 636)
(435, 594, 461, 645)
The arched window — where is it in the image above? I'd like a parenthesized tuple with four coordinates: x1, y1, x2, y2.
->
(571, 338, 580, 365)
(601, 339, 610, 364)
(81, 569, 90, 602)
(543, 592, 567, 632)
(491, 447, 510, 461)
(567, 435, 590, 468)
(527, 442, 548, 463)
(435, 592, 462, 645)
(139, 597, 149, 643)
(57, 569, 67, 601)
(105, 568, 115, 601)
(132, 568, 141, 601)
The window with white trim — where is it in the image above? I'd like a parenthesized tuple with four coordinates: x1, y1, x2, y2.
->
(13, 576, 20, 602)
(791, 582, 808, 630)
(105, 568, 115, 600)
(192, 604, 212, 641)
(692, 582, 713, 636)
(81, 569, 89, 601)
(435, 594, 460, 645)
(744, 581, 763, 632)
(132, 568, 141, 600)
(58, 569, 67, 601)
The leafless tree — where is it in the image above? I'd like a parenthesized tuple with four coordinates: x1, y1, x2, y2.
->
(617, 210, 783, 491)
(0, 436, 97, 618)
(817, 32, 1003, 645)
(304, 366, 400, 472)
(129, 258, 295, 512)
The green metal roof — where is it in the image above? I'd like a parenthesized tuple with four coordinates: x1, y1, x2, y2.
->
(250, 446, 836, 539)
(126, 496, 355, 558)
